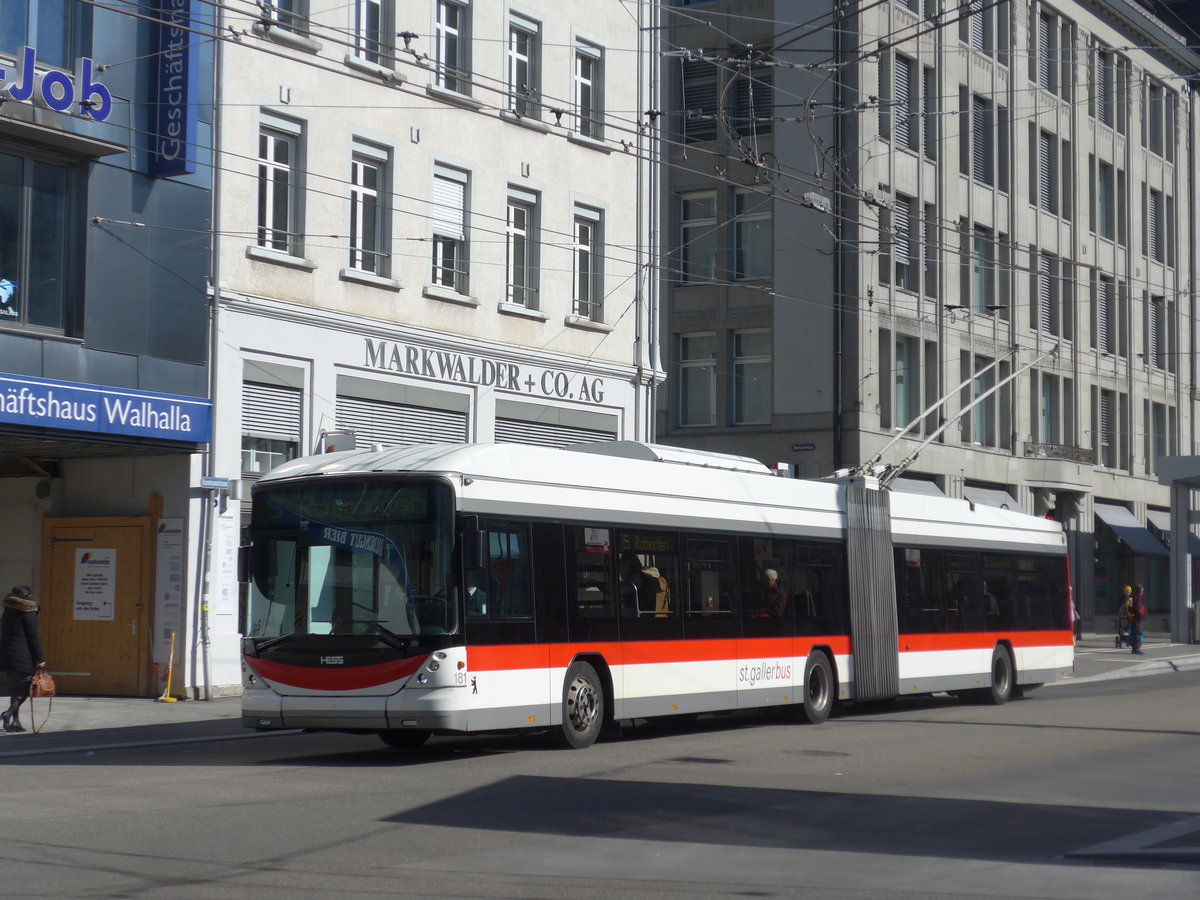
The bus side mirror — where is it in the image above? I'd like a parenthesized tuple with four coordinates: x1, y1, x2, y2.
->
(463, 530, 487, 570)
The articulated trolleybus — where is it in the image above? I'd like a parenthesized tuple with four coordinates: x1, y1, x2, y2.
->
(241, 442, 1072, 748)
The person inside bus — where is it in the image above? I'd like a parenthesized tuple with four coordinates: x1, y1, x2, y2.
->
(465, 569, 488, 616)
(751, 569, 788, 618)
(641, 565, 670, 616)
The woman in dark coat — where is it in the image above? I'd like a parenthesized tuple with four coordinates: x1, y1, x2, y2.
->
(0, 585, 46, 733)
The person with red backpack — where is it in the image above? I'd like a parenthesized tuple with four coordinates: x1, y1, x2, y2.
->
(1129, 584, 1148, 654)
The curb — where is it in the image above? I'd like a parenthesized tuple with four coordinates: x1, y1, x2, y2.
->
(1055, 653, 1200, 685)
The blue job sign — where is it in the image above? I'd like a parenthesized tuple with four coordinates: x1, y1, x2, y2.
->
(0, 374, 212, 443)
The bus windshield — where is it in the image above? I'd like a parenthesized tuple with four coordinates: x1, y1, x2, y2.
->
(246, 479, 456, 640)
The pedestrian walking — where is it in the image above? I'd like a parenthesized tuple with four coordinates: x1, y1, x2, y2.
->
(1115, 585, 1133, 648)
(0, 585, 46, 733)
(1129, 584, 1148, 654)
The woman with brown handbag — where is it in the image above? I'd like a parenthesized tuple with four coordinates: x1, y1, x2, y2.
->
(0, 585, 46, 733)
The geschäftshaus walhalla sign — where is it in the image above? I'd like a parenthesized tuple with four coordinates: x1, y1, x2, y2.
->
(364, 339, 607, 404)
(0, 375, 213, 443)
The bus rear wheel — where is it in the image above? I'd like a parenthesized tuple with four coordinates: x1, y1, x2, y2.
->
(984, 645, 1014, 705)
(799, 651, 834, 724)
(556, 661, 605, 749)
(379, 729, 431, 749)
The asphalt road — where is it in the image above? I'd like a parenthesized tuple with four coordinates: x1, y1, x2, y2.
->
(3, 672, 1199, 899)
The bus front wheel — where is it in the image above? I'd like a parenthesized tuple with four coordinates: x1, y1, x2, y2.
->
(799, 651, 834, 724)
(556, 661, 605, 749)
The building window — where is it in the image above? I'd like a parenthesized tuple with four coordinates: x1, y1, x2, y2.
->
(1093, 273, 1116, 354)
(923, 204, 938, 299)
(574, 41, 604, 139)
(682, 58, 718, 142)
(733, 189, 771, 280)
(506, 187, 539, 307)
(961, 92, 994, 186)
(922, 66, 937, 160)
(730, 56, 772, 138)
(572, 206, 603, 320)
(434, 0, 469, 94)
(353, 0, 393, 67)
(1037, 372, 1060, 444)
(1147, 295, 1165, 370)
(882, 194, 916, 292)
(892, 54, 918, 152)
(1144, 80, 1171, 158)
(959, 0, 1008, 59)
(1096, 388, 1117, 468)
(961, 353, 1009, 449)
(1032, 129, 1057, 213)
(0, 151, 80, 332)
(1096, 160, 1115, 239)
(1094, 45, 1113, 126)
(679, 333, 717, 426)
(732, 329, 771, 425)
(895, 335, 920, 431)
(679, 191, 718, 283)
(970, 225, 994, 312)
(430, 165, 469, 293)
(257, 115, 304, 256)
(265, 0, 307, 34)
(1031, 251, 1069, 338)
(348, 142, 389, 275)
(1, 0, 90, 67)
(1035, 11, 1056, 94)
(507, 15, 540, 118)
(1149, 402, 1169, 475)
(1147, 187, 1163, 262)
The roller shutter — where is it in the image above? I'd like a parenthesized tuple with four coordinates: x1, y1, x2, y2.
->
(495, 418, 615, 449)
(336, 395, 468, 446)
(243, 382, 302, 439)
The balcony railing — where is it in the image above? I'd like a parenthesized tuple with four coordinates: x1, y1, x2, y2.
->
(1024, 442, 1095, 465)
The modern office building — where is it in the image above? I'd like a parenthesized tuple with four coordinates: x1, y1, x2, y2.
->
(659, 0, 1200, 635)
(207, 2, 657, 690)
(0, 2, 215, 695)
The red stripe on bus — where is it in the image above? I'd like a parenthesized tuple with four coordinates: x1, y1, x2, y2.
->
(467, 636, 854, 672)
(897, 631, 1072, 653)
(246, 654, 427, 690)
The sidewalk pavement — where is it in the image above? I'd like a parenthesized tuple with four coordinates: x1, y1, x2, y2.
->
(0, 633, 1196, 740)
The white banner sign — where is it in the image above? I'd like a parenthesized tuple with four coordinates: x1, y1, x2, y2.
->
(74, 548, 117, 621)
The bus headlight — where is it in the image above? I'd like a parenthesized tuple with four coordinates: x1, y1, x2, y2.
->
(427, 660, 440, 671)
(416, 673, 429, 685)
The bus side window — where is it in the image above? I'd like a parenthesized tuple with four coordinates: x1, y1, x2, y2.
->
(572, 526, 615, 618)
(485, 522, 532, 618)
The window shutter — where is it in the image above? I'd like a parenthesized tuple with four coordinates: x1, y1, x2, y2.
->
(1096, 53, 1110, 122)
(1149, 299, 1161, 365)
(970, 0, 985, 50)
(972, 97, 988, 180)
(1148, 190, 1160, 259)
(895, 57, 912, 147)
(242, 382, 302, 440)
(1098, 278, 1112, 352)
(1038, 132, 1053, 209)
(682, 59, 718, 141)
(1039, 255, 1052, 332)
(335, 395, 468, 446)
(1038, 15, 1052, 88)
(431, 172, 465, 240)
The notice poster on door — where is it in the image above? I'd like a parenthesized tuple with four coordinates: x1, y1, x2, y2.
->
(153, 518, 185, 661)
(74, 548, 117, 620)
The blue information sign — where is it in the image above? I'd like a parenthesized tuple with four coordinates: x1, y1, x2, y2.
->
(0, 373, 212, 443)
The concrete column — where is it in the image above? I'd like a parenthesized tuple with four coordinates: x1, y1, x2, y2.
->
(1170, 484, 1193, 642)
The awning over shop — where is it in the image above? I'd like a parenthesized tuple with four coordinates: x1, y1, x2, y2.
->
(1094, 502, 1168, 556)
(1145, 509, 1200, 556)
(963, 485, 1018, 510)
(891, 477, 944, 497)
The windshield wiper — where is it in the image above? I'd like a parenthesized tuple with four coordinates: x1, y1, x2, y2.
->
(331, 619, 412, 652)
(250, 634, 302, 654)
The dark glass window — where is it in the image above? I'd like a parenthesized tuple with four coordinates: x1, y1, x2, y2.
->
(0, 151, 80, 333)
(0, 0, 88, 68)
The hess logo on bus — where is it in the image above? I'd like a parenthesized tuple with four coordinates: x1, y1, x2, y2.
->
(320, 655, 344, 666)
